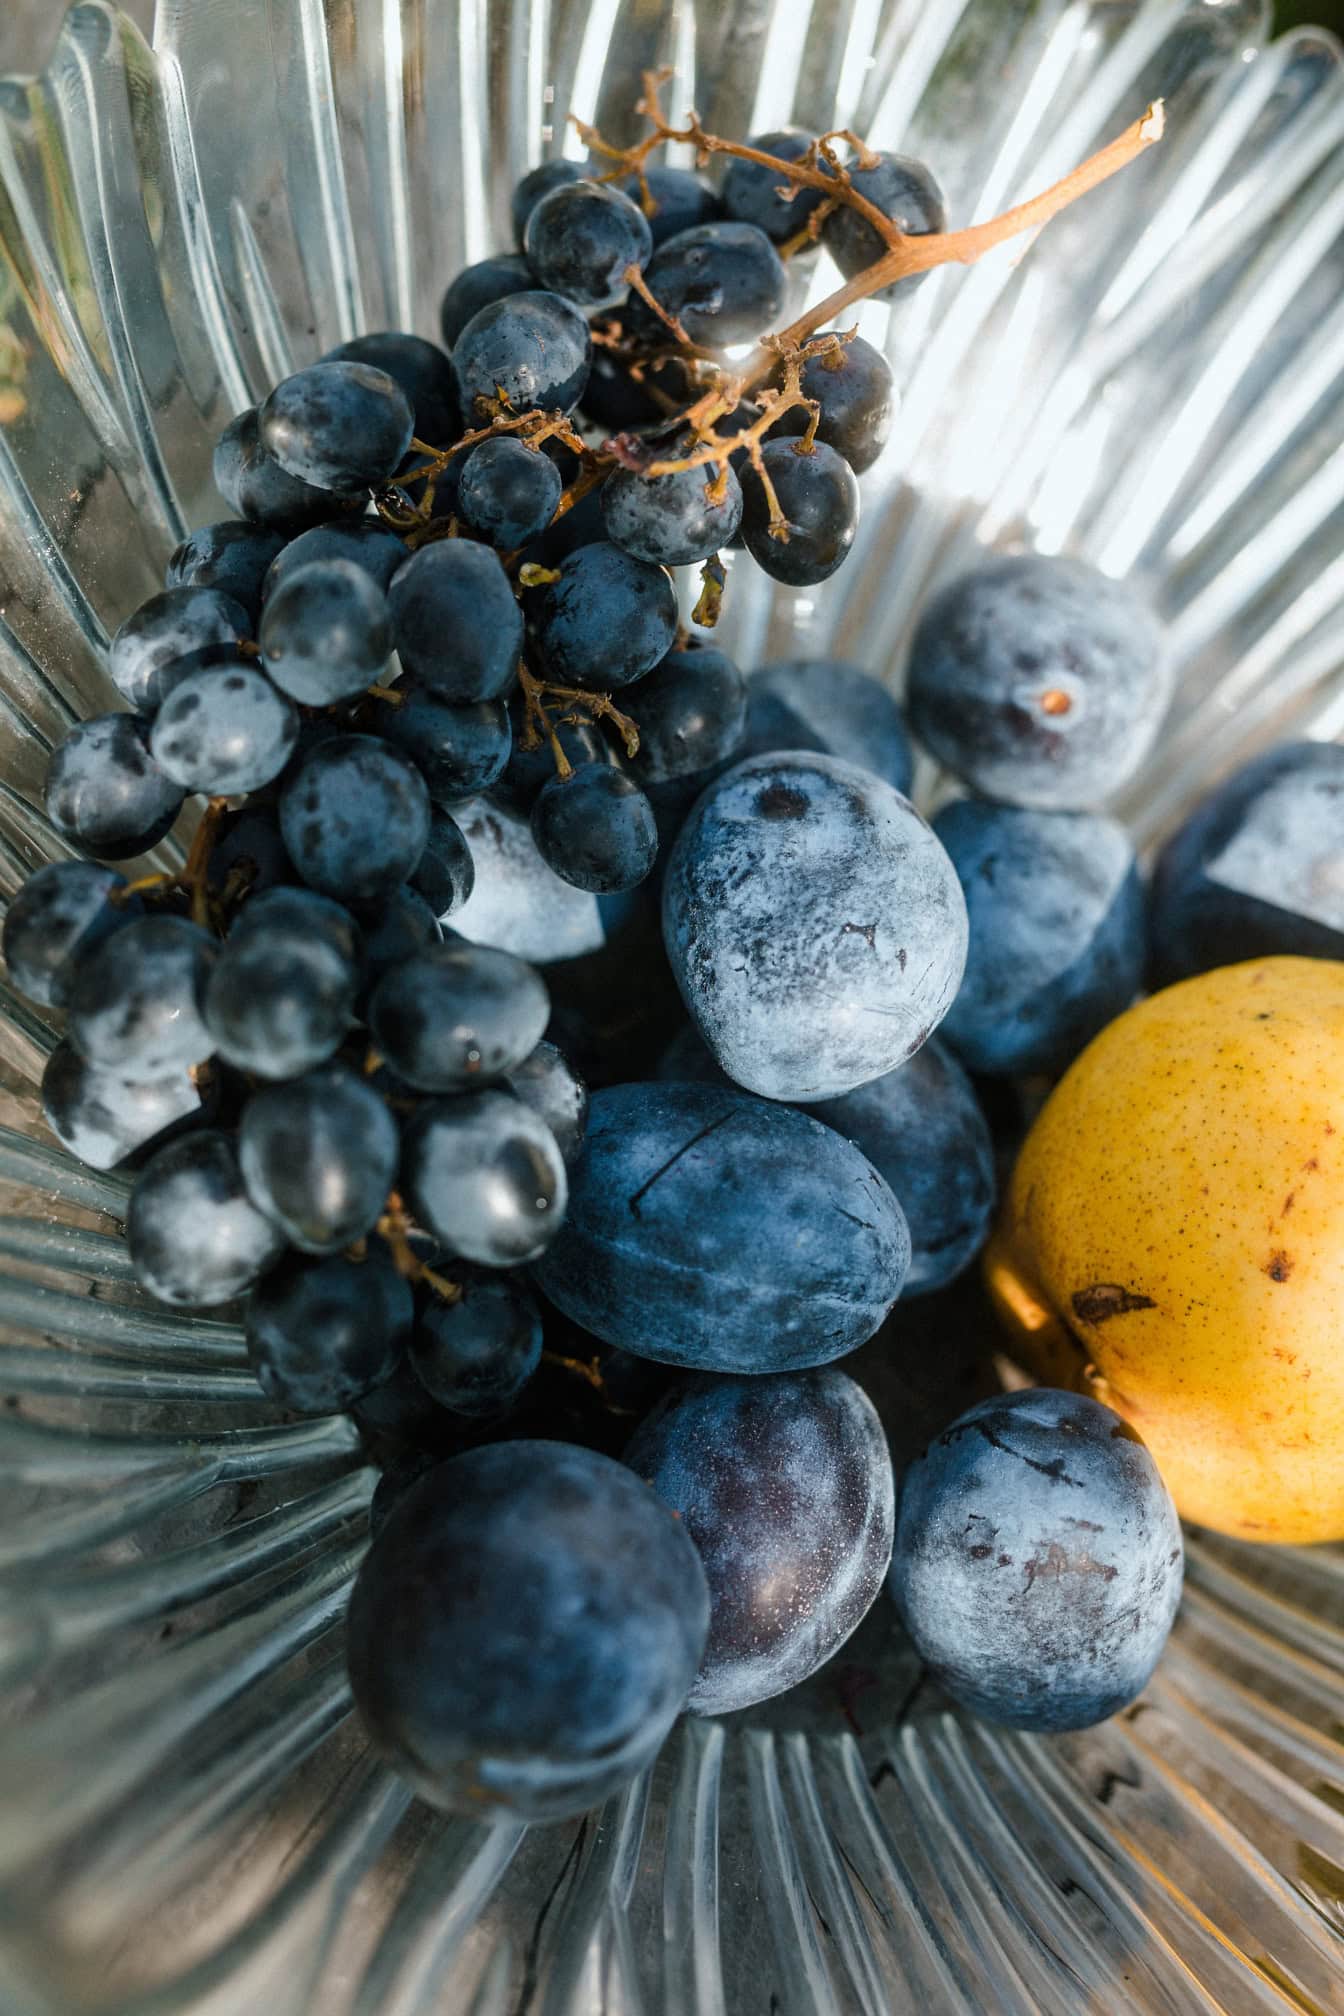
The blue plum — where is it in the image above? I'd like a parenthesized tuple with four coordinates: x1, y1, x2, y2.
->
(625, 1369, 894, 1714)
(534, 541, 678, 691)
(346, 1440, 709, 1820)
(45, 713, 184, 861)
(3, 860, 138, 1009)
(451, 291, 591, 422)
(662, 752, 967, 1100)
(108, 586, 251, 713)
(259, 361, 414, 492)
(388, 541, 522, 702)
(127, 1129, 286, 1307)
(166, 521, 288, 624)
(906, 553, 1171, 810)
(737, 658, 914, 795)
(890, 1389, 1184, 1732)
(934, 800, 1145, 1078)
(279, 734, 430, 906)
(246, 1248, 411, 1415)
(439, 253, 534, 348)
(534, 1080, 909, 1371)
(822, 152, 946, 299)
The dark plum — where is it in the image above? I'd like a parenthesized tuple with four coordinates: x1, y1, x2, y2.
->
(246, 1248, 412, 1414)
(741, 439, 858, 586)
(45, 714, 183, 862)
(259, 361, 414, 492)
(451, 291, 591, 422)
(369, 940, 549, 1093)
(505, 1040, 588, 1164)
(410, 1270, 543, 1416)
(108, 586, 250, 713)
(67, 915, 216, 1082)
(279, 734, 430, 906)
(239, 1064, 399, 1253)
(3, 861, 138, 1009)
(524, 179, 653, 307)
(534, 542, 677, 690)
(402, 1089, 567, 1266)
(388, 541, 522, 702)
(531, 765, 658, 893)
(822, 152, 946, 299)
(127, 1129, 285, 1307)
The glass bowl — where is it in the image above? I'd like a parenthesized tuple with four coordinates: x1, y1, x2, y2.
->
(1, 2, 1343, 2011)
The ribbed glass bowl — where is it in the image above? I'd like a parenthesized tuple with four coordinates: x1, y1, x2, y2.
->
(1, 2, 1342, 2010)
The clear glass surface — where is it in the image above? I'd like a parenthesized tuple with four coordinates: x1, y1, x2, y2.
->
(0, 2, 1342, 2011)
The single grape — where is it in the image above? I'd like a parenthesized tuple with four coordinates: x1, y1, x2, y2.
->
(259, 557, 392, 705)
(451, 291, 591, 423)
(346, 1440, 709, 1820)
(322, 330, 460, 445)
(720, 129, 830, 243)
(822, 152, 946, 299)
(378, 686, 512, 806)
(535, 541, 677, 690)
(601, 453, 742, 568)
(108, 586, 251, 713)
(439, 253, 534, 348)
(505, 1039, 588, 1164)
(166, 521, 288, 624)
(246, 1247, 412, 1414)
(213, 407, 359, 528)
(67, 915, 216, 1081)
(45, 713, 184, 861)
(934, 800, 1145, 1078)
(741, 439, 858, 586)
(388, 541, 522, 702)
(625, 1368, 894, 1714)
(615, 164, 722, 245)
(456, 436, 562, 548)
(2, 861, 138, 1009)
(578, 351, 683, 432)
(42, 1040, 212, 1172)
(353, 1350, 466, 1460)
(228, 884, 364, 967)
(906, 553, 1172, 811)
(498, 706, 614, 810)
(402, 1089, 567, 1265)
(204, 912, 359, 1081)
(628, 222, 786, 348)
(890, 1390, 1184, 1731)
(736, 658, 914, 796)
(1149, 741, 1344, 985)
(260, 361, 414, 492)
(663, 751, 966, 1100)
(150, 662, 299, 796)
(205, 806, 294, 901)
(239, 1064, 399, 1253)
(356, 884, 442, 999)
(510, 159, 586, 247)
(524, 179, 653, 307)
(409, 808, 476, 921)
(128, 1129, 286, 1307)
(279, 733, 430, 906)
(534, 1080, 908, 1370)
(767, 333, 894, 473)
(520, 480, 607, 569)
(624, 642, 746, 785)
(531, 764, 658, 893)
(262, 517, 410, 604)
(449, 793, 623, 963)
(410, 1270, 543, 1417)
(368, 940, 549, 1092)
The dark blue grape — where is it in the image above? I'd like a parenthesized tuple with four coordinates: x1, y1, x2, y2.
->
(3, 861, 138, 1009)
(41, 1040, 212, 1172)
(449, 794, 622, 963)
(347, 1439, 709, 1819)
(166, 521, 288, 624)
(1149, 741, 1344, 986)
(150, 663, 299, 796)
(213, 407, 359, 528)
(525, 179, 653, 306)
(439, 253, 534, 348)
(410, 1271, 543, 1416)
(535, 541, 677, 690)
(535, 1080, 908, 1370)
(768, 333, 894, 473)
(615, 165, 722, 246)
(403, 1089, 566, 1265)
(353, 1347, 466, 1455)
(323, 331, 460, 445)
(128, 1129, 285, 1307)
(247, 1247, 411, 1414)
(629, 222, 786, 348)
(720, 129, 829, 243)
(369, 940, 548, 1093)
(204, 910, 359, 1081)
(822, 152, 946, 299)
(378, 686, 511, 806)
(601, 453, 742, 568)
(891, 1389, 1183, 1732)
(737, 658, 914, 796)
(456, 437, 562, 549)
(662, 751, 966, 1100)
(108, 587, 251, 712)
(624, 642, 746, 785)
(67, 915, 216, 1081)
(498, 706, 614, 810)
(511, 160, 586, 247)
(369, 1447, 444, 1537)
(577, 350, 684, 432)
(934, 800, 1144, 1078)
(262, 518, 410, 604)
(409, 809, 476, 921)
(520, 479, 607, 568)
(452, 292, 591, 423)
(239, 1064, 398, 1253)
(206, 806, 294, 901)
(260, 362, 414, 492)
(741, 439, 858, 586)
(506, 1039, 588, 1164)
(531, 764, 658, 893)
(45, 713, 184, 861)
(279, 733, 430, 906)
(229, 883, 363, 966)
(388, 541, 522, 702)
(259, 557, 392, 705)
(626, 1369, 894, 1714)
(906, 553, 1172, 811)
(355, 884, 442, 999)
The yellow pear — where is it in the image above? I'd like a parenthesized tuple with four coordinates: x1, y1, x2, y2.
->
(986, 956, 1344, 1542)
